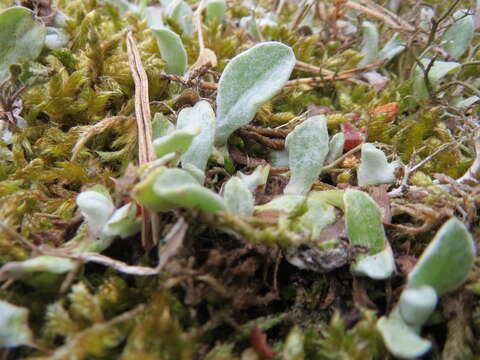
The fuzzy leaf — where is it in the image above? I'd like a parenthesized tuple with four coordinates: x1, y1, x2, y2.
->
(344, 189, 394, 279)
(0, 301, 33, 348)
(152, 27, 187, 76)
(378, 33, 405, 61)
(152, 113, 174, 139)
(413, 59, 461, 100)
(441, 9, 474, 58)
(215, 42, 296, 145)
(282, 326, 304, 360)
(0, 256, 75, 280)
(325, 132, 345, 164)
(358, 21, 379, 67)
(377, 308, 431, 359)
(133, 167, 226, 213)
(284, 115, 329, 195)
(205, 0, 227, 23)
(407, 217, 475, 294)
(399, 286, 438, 327)
(76, 190, 115, 234)
(177, 100, 216, 173)
(223, 176, 254, 215)
(357, 143, 399, 186)
(238, 165, 270, 193)
(102, 202, 140, 239)
(144, 6, 164, 29)
(0, 7, 46, 82)
(167, 0, 194, 36)
(153, 128, 199, 161)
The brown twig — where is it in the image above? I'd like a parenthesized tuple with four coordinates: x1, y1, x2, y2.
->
(126, 31, 159, 249)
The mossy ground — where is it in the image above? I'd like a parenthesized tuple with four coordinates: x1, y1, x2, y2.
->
(0, 0, 479, 359)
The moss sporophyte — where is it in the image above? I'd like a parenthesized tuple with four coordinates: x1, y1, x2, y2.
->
(0, 1, 478, 359)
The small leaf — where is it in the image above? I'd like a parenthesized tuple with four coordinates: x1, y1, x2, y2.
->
(215, 42, 296, 145)
(441, 9, 474, 58)
(358, 21, 379, 67)
(153, 128, 199, 161)
(45, 27, 69, 49)
(205, 0, 227, 24)
(133, 167, 226, 213)
(407, 217, 475, 294)
(144, 6, 164, 29)
(357, 143, 399, 187)
(237, 165, 270, 193)
(167, 0, 194, 36)
(102, 203, 140, 239)
(284, 115, 329, 195)
(412, 59, 461, 100)
(0, 256, 75, 280)
(223, 177, 254, 215)
(399, 286, 438, 327)
(152, 27, 188, 76)
(76, 190, 115, 234)
(0, 301, 33, 348)
(377, 308, 431, 359)
(177, 100, 216, 173)
(378, 33, 405, 61)
(325, 132, 345, 164)
(152, 112, 174, 139)
(0, 7, 46, 82)
(344, 189, 395, 279)
(282, 326, 304, 360)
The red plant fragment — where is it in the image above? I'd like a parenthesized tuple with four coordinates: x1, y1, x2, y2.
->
(371, 102, 399, 122)
(341, 122, 363, 152)
(250, 325, 275, 359)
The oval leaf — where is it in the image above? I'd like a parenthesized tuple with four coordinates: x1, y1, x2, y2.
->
(399, 286, 437, 327)
(153, 27, 188, 76)
(0, 7, 46, 82)
(284, 115, 329, 195)
(76, 190, 115, 234)
(407, 217, 475, 294)
(357, 143, 399, 187)
(0, 301, 33, 348)
(167, 0, 194, 36)
(177, 100, 216, 173)
(358, 21, 379, 67)
(205, 0, 227, 24)
(442, 9, 474, 58)
(223, 176, 254, 215)
(215, 42, 295, 145)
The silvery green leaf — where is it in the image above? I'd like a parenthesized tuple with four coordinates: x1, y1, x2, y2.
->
(325, 133, 345, 164)
(153, 128, 199, 161)
(412, 59, 461, 100)
(344, 189, 395, 279)
(378, 33, 405, 61)
(152, 112, 174, 139)
(358, 21, 379, 67)
(206, 0, 227, 24)
(144, 6, 164, 29)
(407, 217, 475, 295)
(309, 190, 345, 210)
(133, 167, 226, 212)
(0, 256, 76, 281)
(352, 244, 396, 280)
(452, 95, 479, 108)
(377, 308, 431, 359)
(0, 301, 33, 348)
(152, 27, 187, 76)
(399, 286, 438, 327)
(0, 7, 46, 82)
(167, 0, 194, 36)
(270, 149, 289, 167)
(183, 163, 206, 184)
(215, 42, 296, 145)
(177, 100, 216, 173)
(223, 177, 254, 215)
(441, 9, 474, 58)
(102, 202, 140, 239)
(357, 143, 399, 186)
(300, 196, 336, 239)
(237, 165, 270, 193)
(284, 115, 329, 195)
(419, 7, 435, 30)
(76, 190, 115, 234)
(283, 326, 304, 360)
(45, 27, 69, 49)
(255, 195, 305, 213)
